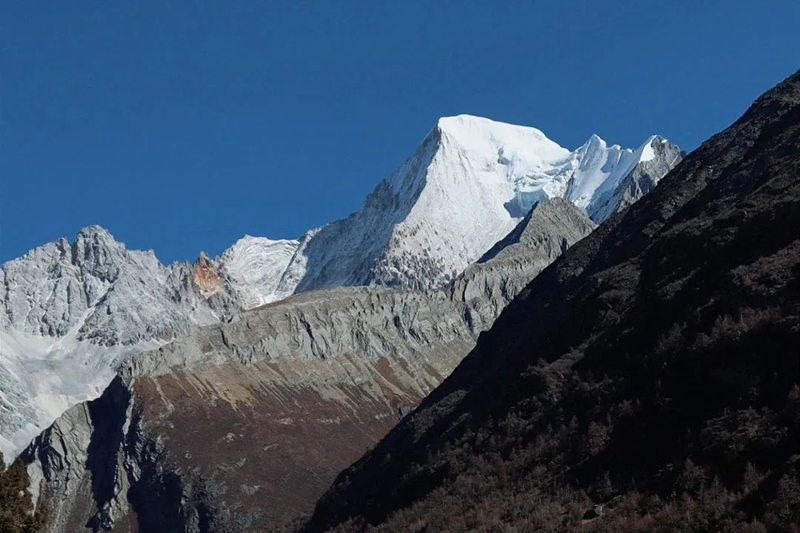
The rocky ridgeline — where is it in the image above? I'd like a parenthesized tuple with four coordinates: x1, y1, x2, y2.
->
(0, 117, 681, 462)
(305, 70, 800, 533)
(0, 226, 237, 345)
(23, 199, 597, 532)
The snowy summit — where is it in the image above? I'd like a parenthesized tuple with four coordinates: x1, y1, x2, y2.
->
(0, 114, 682, 460)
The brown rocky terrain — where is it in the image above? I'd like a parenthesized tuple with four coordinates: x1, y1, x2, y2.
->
(22, 199, 596, 532)
(192, 252, 225, 298)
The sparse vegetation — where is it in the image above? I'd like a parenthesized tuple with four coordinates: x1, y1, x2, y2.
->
(0, 454, 45, 533)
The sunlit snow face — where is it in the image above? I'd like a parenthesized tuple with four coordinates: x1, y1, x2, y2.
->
(433, 116, 669, 222)
(0, 114, 679, 464)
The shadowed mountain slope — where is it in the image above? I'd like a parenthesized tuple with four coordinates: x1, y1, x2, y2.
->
(21, 200, 597, 532)
(0, 117, 679, 464)
(306, 70, 800, 533)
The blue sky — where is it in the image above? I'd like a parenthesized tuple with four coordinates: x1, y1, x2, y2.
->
(2, 1, 799, 264)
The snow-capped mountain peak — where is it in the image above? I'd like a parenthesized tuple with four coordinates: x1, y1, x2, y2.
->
(269, 115, 682, 294)
(0, 114, 682, 461)
(435, 114, 569, 162)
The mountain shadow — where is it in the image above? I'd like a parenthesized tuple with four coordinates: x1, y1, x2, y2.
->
(304, 70, 800, 533)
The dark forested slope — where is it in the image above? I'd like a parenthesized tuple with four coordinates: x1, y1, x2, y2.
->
(306, 71, 800, 533)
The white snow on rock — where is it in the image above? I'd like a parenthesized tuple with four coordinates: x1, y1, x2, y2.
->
(273, 115, 682, 292)
(0, 226, 235, 345)
(0, 227, 238, 461)
(0, 114, 682, 460)
(218, 235, 300, 308)
(0, 329, 164, 459)
(639, 135, 658, 162)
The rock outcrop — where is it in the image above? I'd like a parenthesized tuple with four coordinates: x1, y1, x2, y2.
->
(0, 226, 237, 345)
(452, 197, 597, 332)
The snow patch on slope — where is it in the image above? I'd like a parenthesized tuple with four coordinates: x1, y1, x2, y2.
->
(639, 135, 657, 162)
(0, 329, 164, 462)
(219, 235, 300, 308)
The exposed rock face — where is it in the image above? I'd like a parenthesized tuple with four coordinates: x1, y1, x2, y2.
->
(25, 287, 473, 532)
(453, 198, 597, 332)
(0, 226, 236, 344)
(0, 229, 239, 460)
(305, 71, 800, 533)
(23, 199, 597, 532)
(586, 135, 684, 222)
(193, 252, 226, 298)
(1, 117, 678, 463)
(23, 380, 135, 533)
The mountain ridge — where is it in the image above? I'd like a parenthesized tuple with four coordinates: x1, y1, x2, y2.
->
(0, 114, 680, 462)
(304, 70, 800, 533)
(22, 199, 600, 532)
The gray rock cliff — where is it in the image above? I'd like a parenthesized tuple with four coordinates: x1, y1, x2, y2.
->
(22, 199, 597, 532)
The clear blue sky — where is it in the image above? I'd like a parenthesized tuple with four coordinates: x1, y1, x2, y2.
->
(2, 1, 798, 264)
